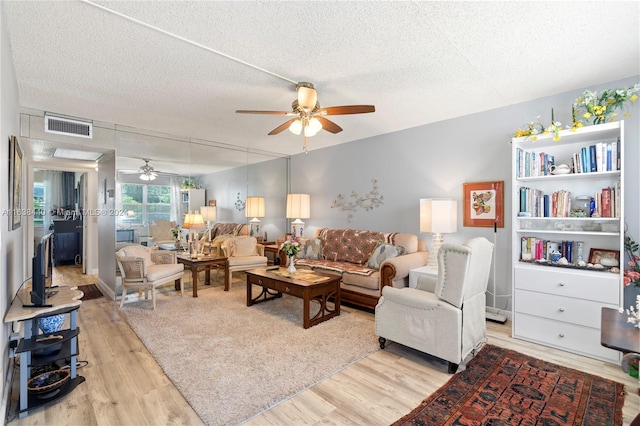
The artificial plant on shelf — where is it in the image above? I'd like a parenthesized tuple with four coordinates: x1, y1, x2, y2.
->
(572, 84, 639, 128)
(181, 178, 196, 190)
(514, 109, 562, 141)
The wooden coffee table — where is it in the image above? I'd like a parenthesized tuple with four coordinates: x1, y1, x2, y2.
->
(177, 254, 228, 297)
(246, 268, 341, 328)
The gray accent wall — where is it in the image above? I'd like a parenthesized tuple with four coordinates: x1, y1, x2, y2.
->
(290, 76, 640, 312)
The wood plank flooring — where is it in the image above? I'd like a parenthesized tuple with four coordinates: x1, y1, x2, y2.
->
(6, 265, 639, 425)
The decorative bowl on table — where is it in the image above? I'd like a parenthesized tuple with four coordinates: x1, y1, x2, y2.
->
(37, 314, 65, 334)
(27, 369, 70, 399)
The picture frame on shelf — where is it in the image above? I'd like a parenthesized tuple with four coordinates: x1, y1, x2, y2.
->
(588, 248, 620, 266)
(463, 180, 504, 228)
(182, 192, 189, 203)
(208, 199, 216, 207)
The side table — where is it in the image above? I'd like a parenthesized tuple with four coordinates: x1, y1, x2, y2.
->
(4, 286, 85, 418)
(409, 265, 438, 288)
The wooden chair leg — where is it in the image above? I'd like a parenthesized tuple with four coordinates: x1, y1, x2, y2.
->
(448, 362, 459, 374)
(180, 277, 184, 297)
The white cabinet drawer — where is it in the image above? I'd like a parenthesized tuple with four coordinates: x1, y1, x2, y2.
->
(514, 265, 619, 304)
(514, 313, 620, 363)
(514, 290, 618, 329)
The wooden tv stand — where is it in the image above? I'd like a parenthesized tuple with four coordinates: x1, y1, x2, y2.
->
(4, 286, 85, 418)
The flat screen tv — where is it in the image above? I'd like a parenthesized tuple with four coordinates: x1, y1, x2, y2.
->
(27, 233, 55, 307)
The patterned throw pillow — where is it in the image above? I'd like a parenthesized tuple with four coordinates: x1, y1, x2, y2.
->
(366, 242, 405, 269)
(298, 238, 323, 259)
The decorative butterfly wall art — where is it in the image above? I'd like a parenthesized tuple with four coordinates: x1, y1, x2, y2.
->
(463, 181, 504, 228)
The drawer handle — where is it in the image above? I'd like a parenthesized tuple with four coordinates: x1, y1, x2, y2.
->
(558, 282, 565, 287)
(285, 287, 290, 293)
(559, 333, 565, 338)
(559, 308, 565, 312)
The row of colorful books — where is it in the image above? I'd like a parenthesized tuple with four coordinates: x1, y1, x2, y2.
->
(518, 182, 620, 218)
(515, 137, 620, 178)
(520, 237, 583, 264)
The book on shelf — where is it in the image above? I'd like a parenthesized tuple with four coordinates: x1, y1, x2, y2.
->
(601, 187, 612, 218)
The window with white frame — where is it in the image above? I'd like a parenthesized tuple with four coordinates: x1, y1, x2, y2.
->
(120, 183, 171, 227)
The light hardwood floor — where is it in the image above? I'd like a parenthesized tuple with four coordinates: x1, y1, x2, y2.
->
(6, 265, 639, 425)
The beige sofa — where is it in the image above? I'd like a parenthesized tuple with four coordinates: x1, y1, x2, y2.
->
(292, 228, 429, 310)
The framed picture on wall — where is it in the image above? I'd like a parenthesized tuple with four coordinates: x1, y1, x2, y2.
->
(463, 181, 504, 228)
(8, 135, 23, 230)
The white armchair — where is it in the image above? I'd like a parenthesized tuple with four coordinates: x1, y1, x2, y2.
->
(375, 237, 494, 373)
(221, 236, 268, 290)
(116, 245, 184, 310)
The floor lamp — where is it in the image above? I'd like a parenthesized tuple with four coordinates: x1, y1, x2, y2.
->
(286, 194, 310, 239)
(420, 198, 457, 270)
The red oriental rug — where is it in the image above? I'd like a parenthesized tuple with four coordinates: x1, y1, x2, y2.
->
(392, 344, 625, 426)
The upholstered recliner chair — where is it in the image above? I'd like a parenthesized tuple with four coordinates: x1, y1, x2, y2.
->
(116, 245, 184, 310)
(375, 237, 494, 373)
(149, 220, 176, 246)
(221, 236, 268, 290)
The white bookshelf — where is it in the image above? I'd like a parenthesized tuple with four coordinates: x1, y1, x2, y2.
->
(511, 121, 624, 363)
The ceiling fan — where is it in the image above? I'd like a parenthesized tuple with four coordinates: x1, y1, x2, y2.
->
(236, 82, 375, 152)
(119, 158, 176, 181)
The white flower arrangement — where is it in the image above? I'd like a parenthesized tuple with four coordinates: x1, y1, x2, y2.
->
(620, 294, 640, 329)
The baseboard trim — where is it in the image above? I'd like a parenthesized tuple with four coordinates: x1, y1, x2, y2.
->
(97, 278, 116, 301)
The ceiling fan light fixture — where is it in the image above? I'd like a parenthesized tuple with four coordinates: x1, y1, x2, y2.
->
(139, 172, 157, 181)
(289, 119, 303, 135)
(297, 84, 317, 110)
(308, 117, 322, 133)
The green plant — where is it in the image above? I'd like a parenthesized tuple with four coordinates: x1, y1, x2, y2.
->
(573, 84, 639, 127)
(181, 178, 196, 189)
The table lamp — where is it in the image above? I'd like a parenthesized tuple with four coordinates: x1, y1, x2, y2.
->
(182, 211, 206, 258)
(200, 205, 217, 240)
(245, 196, 265, 239)
(286, 194, 310, 238)
(420, 198, 457, 270)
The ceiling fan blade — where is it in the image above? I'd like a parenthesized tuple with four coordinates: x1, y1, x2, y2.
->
(322, 105, 375, 115)
(236, 110, 291, 115)
(268, 118, 298, 135)
(316, 116, 343, 134)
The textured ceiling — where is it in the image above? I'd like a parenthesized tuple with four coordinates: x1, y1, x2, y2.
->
(3, 1, 639, 174)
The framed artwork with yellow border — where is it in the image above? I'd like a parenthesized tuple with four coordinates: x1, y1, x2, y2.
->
(463, 181, 504, 228)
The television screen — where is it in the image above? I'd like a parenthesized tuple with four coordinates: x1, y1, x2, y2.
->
(28, 233, 54, 307)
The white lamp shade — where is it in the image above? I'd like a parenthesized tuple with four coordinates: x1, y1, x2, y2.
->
(245, 196, 265, 218)
(286, 194, 310, 219)
(200, 206, 217, 222)
(297, 86, 317, 110)
(420, 198, 457, 234)
(182, 213, 206, 230)
(289, 119, 303, 135)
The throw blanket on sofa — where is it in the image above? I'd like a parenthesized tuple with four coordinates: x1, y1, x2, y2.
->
(295, 259, 378, 276)
(318, 228, 399, 265)
(213, 223, 244, 238)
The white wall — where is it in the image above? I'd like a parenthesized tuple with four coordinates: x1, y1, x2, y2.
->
(291, 76, 640, 312)
(0, 1, 23, 414)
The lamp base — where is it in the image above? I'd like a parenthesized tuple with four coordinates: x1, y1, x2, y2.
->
(249, 218, 261, 238)
(291, 219, 305, 239)
(426, 233, 444, 269)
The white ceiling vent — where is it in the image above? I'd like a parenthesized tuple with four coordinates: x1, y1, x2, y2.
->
(45, 115, 92, 138)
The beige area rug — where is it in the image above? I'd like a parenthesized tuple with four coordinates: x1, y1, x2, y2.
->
(118, 278, 379, 426)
